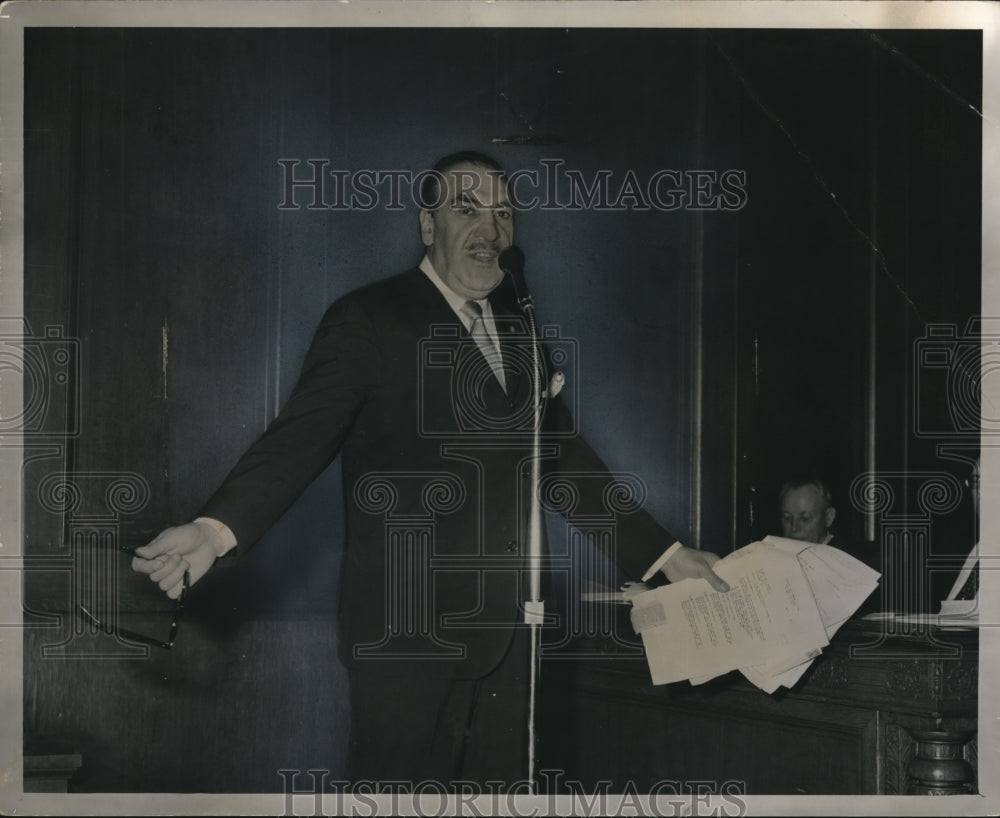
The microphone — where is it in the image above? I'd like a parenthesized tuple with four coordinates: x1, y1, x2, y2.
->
(498, 246, 562, 399)
(499, 244, 525, 276)
(499, 245, 531, 309)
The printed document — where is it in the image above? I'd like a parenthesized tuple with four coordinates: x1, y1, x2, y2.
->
(630, 537, 880, 691)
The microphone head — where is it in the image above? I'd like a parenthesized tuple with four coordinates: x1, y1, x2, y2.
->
(498, 245, 525, 277)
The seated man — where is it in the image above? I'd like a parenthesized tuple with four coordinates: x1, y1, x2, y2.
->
(779, 475, 881, 573)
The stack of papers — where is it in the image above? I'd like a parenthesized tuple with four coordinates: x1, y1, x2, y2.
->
(629, 536, 880, 693)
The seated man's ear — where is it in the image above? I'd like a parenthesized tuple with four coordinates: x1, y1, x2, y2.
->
(824, 506, 837, 530)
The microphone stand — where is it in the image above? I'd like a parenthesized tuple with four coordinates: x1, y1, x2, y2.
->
(524, 292, 546, 792)
(503, 249, 546, 790)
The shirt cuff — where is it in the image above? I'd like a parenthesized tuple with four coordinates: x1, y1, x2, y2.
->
(641, 541, 684, 582)
(193, 516, 237, 557)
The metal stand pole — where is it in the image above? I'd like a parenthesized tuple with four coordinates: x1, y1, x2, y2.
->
(500, 246, 547, 790)
(520, 297, 546, 790)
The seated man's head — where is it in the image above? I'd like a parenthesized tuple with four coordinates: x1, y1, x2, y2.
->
(779, 477, 836, 543)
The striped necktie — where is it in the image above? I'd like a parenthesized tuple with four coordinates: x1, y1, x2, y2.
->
(461, 299, 506, 392)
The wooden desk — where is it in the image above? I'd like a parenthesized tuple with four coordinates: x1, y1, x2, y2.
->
(23, 754, 83, 793)
(537, 619, 977, 795)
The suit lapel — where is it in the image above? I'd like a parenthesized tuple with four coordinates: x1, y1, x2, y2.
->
(489, 279, 538, 411)
(494, 312, 527, 406)
(407, 267, 538, 413)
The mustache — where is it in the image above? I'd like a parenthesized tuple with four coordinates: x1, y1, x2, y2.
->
(466, 242, 502, 254)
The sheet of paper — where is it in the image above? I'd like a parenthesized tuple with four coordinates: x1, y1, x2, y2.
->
(736, 539, 879, 690)
(772, 538, 880, 632)
(580, 580, 651, 604)
(631, 546, 829, 685)
(741, 656, 815, 693)
(689, 670, 729, 686)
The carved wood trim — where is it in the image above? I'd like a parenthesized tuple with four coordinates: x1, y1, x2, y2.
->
(883, 723, 916, 795)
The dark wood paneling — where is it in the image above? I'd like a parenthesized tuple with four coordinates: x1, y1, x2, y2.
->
(729, 31, 981, 608)
(538, 620, 978, 795)
(24, 618, 348, 792)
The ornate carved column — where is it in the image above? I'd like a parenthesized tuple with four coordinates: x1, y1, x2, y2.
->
(351, 471, 467, 660)
(849, 470, 963, 655)
(36, 471, 150, 657)
(538, 471, 645, 656)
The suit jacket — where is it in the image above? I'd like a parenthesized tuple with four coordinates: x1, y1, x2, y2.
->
(200, 267, 676, 678)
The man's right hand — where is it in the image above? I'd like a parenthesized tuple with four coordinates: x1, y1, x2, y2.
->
(662, 545, 730, 592)
(132, 521, 222, 599)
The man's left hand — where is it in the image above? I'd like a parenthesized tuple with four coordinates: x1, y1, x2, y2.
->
(662, 546, 730, 592)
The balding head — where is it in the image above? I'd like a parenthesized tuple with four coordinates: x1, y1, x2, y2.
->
(779, 478, 836, 543)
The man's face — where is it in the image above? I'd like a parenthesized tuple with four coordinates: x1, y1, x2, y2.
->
(780, 485, 836, 543)
(419, 162, 513, 300)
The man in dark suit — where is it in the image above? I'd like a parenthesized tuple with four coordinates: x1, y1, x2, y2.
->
(133, 151, 727, 786)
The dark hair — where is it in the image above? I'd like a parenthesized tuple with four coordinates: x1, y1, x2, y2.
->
(418, 151, 507, 210)
(778, 476, 834, 507)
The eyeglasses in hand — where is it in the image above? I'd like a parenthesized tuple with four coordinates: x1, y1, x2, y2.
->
(77, 545, 190, 650)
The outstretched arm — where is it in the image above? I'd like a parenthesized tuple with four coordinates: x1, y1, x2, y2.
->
(542, 392, 729, 591)
(132, 295, 381, 596)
